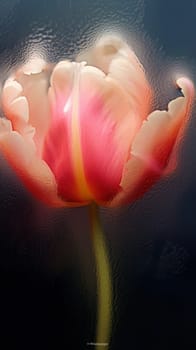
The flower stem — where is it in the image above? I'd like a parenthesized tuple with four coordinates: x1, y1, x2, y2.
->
(89, 203, 112, 350)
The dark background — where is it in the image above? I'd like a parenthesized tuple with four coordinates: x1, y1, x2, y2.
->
(0, 0, 196, 349)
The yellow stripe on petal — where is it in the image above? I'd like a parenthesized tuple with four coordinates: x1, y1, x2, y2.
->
(70, 62, 92, 200)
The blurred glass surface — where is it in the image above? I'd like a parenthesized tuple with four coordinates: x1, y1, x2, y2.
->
(0, 0, 196, 349)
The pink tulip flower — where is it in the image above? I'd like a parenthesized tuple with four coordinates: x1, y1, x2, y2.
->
(0, 36, 194, 207)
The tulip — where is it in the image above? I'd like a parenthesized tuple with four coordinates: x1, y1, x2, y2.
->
(0, 35, 194, 350)
(0, 35, 194, 208)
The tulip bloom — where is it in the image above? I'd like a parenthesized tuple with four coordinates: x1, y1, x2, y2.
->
(0, 35, 194, 207)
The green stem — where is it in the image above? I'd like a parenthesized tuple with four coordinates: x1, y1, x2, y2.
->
(89, 203, 113, 350)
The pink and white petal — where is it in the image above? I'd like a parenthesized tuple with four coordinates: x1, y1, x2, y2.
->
(0, 118, 13, 135)
(9, 96, 29, 123)
(106, 77, 194, 207)
(8, 96, 30, 136)
(48, 60, 75, 118)
(2, 83, 36, 150)
(102, 156, 159, 207)
(2, 79, 23, 106)
(76, 35, 124, 74)
(107, 38, 152, 121)
(10, 58, 52, 154)
(79, 65, 141, 201)
(131, 77, 194, 171)
(77, 35, 152, 122)
(49, 60, 74, 97)
(46, 62, 133, 202)
(19, 56, 47, 75)
(77, 35, 140, 76)
(163, 77, 194, 174)
(108, 55, 152, 121)
(15, 72, 51, 153)
(0, 131, 81, 207)
(2, 80, 29, 127)
(44, 61, 82, 202)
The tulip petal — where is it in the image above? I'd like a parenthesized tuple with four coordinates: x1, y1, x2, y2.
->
(77, 35, 152, 121)
(76, 35, 123, 74)
(2, 79, 23, 105)
(79, 65, 139, 201)
(4, 58, 52, 154)
(107, 77, 194, 207)
(2, 80, 36, 148)
(131, 77, 194, 171)
(108, 55, 151, 121)
(163, 77, 194, 175)
(46, 60, 142, 202)
(20, 56, 47, 75)
(49, 60, 74, 98)
(0, 130, 83, 207)
(0, 117, 12, 135)
(44, 61, 83, 202)
(10, 96, 29, 123)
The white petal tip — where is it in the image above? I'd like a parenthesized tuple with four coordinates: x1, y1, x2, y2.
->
(176, 77, 194, 98)
(50, 60, 73, 87)
(21, 57, 47, 75)
(10, 96, 29, 122)
(0, 118, 12, 134)
(3, 79, 23, 106)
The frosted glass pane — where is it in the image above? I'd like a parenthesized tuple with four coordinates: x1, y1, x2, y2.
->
(0, 1, 195, 349)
